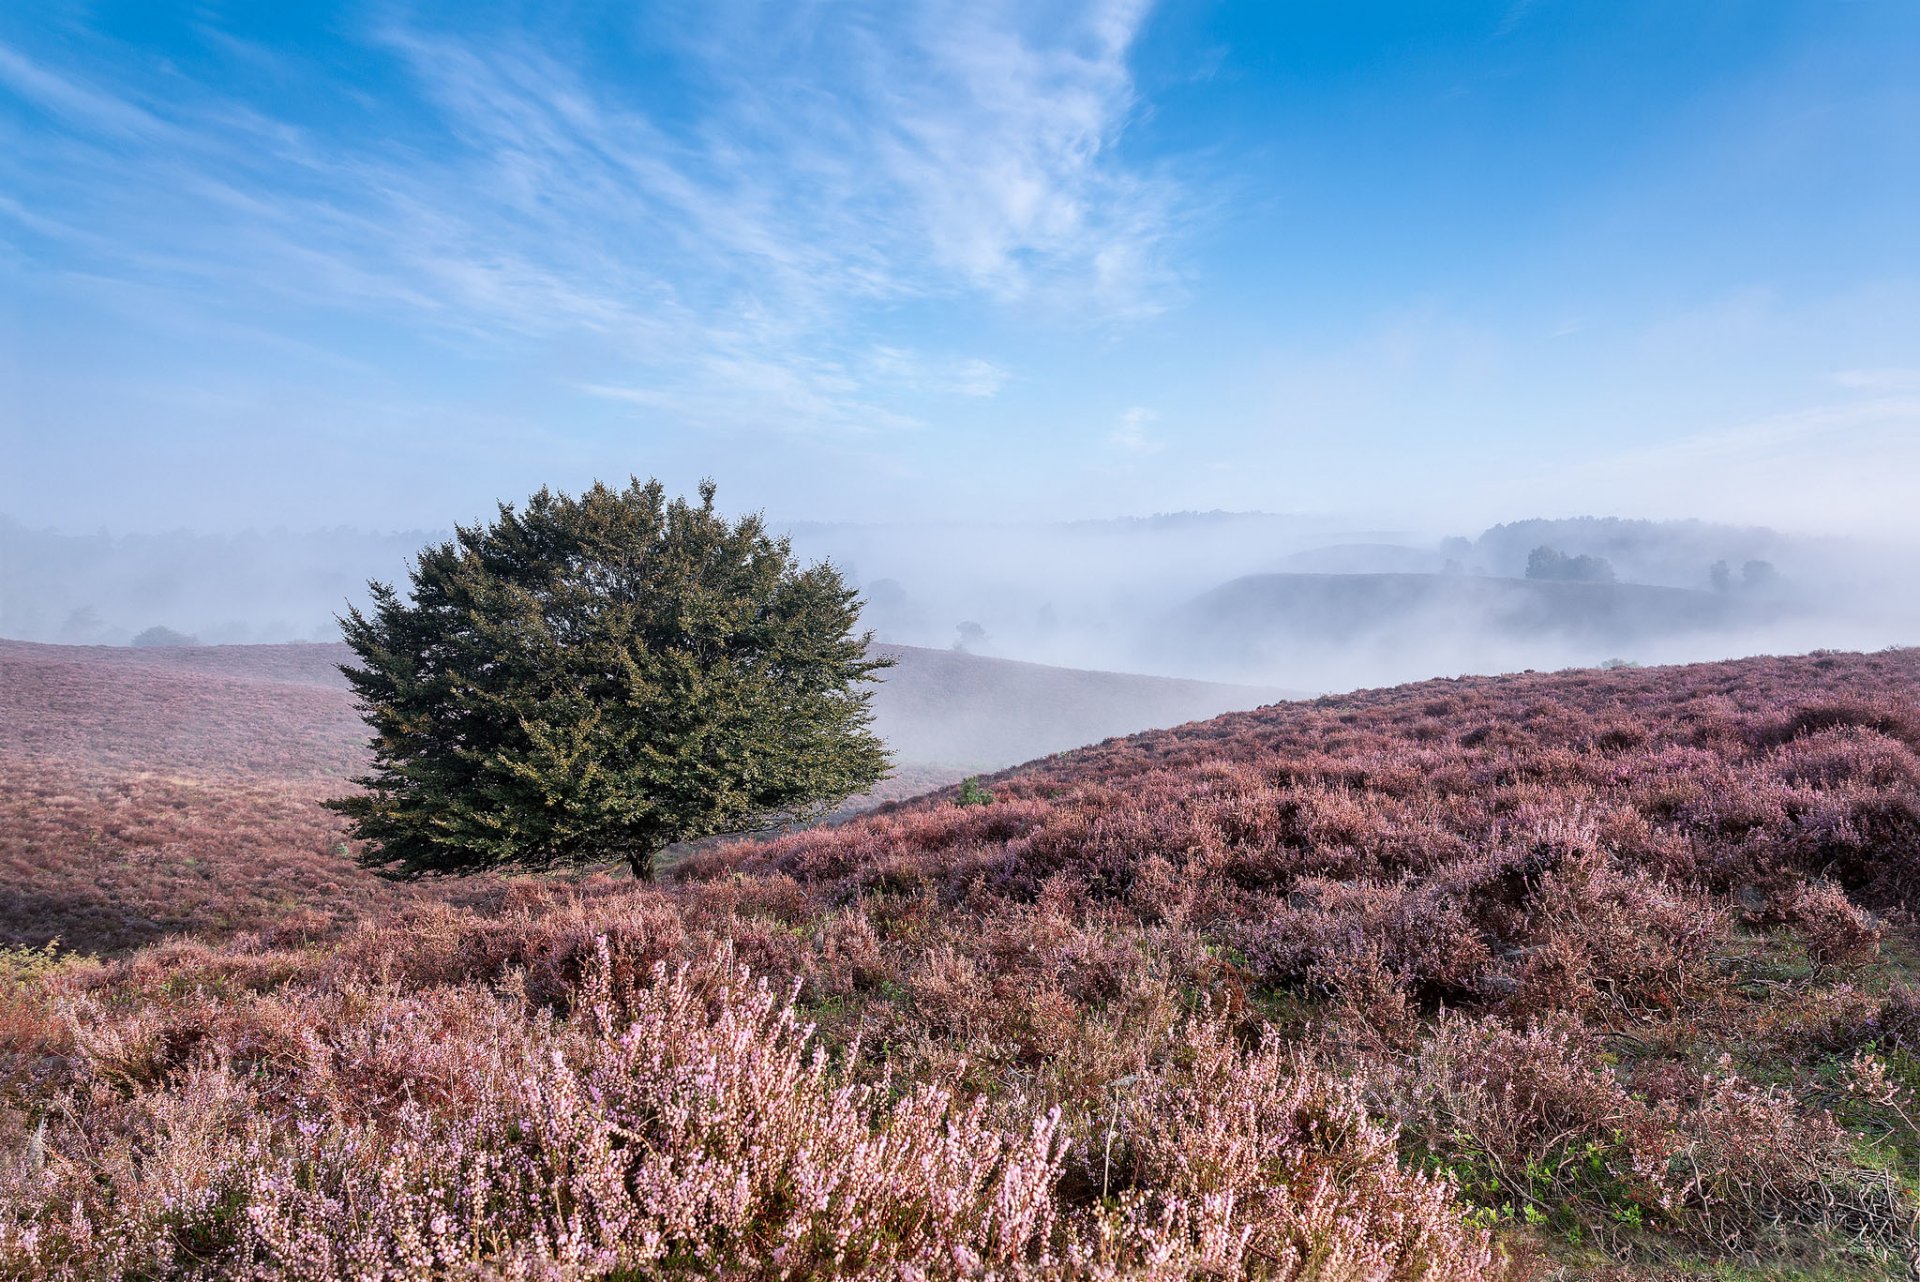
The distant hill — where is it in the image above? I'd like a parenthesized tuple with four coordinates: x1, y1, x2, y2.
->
(0, 515, 435, 645)
(1150, 571, 1774, 686)
(1470, 516, 1789, 587)
(1187, 572, 1743, 643)
(1270, 543, 1445, 575)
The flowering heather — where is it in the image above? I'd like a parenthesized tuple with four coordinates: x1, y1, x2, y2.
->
(5, 648, 1920, 1277)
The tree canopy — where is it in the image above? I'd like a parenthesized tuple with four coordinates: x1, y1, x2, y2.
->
(327, 478, 892, 880)
(1524, 545, 1616, 584)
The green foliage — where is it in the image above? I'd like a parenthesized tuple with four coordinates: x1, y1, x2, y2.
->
(0, 939, 73, 982)
(954, 776, 994, 807)
(327, 477, 892, 880)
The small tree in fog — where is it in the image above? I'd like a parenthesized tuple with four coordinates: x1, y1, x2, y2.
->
(328, 478, 892, 880)
(1525, 546, 1565, 580)
(131, 625, 198, 648)
(1525, 545, 1615, 584)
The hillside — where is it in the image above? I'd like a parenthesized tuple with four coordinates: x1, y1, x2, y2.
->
(1271, 542, 1447, 575)
(0, 639, 1279, 952)
(862, 643, 1287, 766)
(1154, 571, 1774, 685)
(1184, 571, 1745, 646)
(4, 649, 1919, 1278)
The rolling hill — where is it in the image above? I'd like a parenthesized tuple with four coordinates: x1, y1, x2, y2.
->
(1269, 542, 1447, 575)
(0, 638, 1282, 952)
(5, 647, 1917, 1278)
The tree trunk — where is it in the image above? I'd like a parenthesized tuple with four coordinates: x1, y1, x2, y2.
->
(625, 848, 655, 880)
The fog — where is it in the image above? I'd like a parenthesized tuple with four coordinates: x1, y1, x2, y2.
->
(805, 513, 1920, 692)
(6, 508, 1916, 701)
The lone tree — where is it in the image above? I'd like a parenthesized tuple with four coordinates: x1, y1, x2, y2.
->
(327, 478, 892, 880)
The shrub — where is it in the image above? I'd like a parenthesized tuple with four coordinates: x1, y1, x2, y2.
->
(0, 946, 1507, 1281)
(1094, 1017, 1497, 1281)
(1524, 547, 1615, 584)
(129, 626, 198, 648)
(1783, 881, 1884, 968)
(956, 776, 996, 807)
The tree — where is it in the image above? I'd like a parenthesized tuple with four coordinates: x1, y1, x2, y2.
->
(1708, 560, 1733, 593)
(1525, 545, 1616, 584)
(131, 625, 198, 648)
(327, 478, 892, 880)
(1525, 546, 1566, 580)
(1741, 559, 1780, 592)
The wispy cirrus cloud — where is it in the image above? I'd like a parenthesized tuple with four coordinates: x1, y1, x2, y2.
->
(0, 1, 1179, 440)
(1833, 368, 1920, 393)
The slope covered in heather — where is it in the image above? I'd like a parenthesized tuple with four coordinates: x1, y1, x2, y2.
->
(0, 638, 1279, 952)
(5, 649, 1920, 1279)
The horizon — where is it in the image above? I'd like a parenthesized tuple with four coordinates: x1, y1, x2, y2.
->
(1, 504, 1794, 541)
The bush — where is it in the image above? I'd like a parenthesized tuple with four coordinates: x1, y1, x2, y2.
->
(129, 626, 198, 648)
(956, 776, 996, 807)
(0, 946, 1502, 1281)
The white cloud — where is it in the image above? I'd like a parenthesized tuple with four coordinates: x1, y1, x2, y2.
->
(1833, 368, 1920, 392)
(1109, 405, 1163, 454)
(0, 2, 1180, 440)
(0, 44, 173, 138)
(861, 0, 1174, 311)
(862, 348, 1007, 397)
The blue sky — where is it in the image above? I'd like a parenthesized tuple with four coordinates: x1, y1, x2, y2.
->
(3, 0, 1917, 534)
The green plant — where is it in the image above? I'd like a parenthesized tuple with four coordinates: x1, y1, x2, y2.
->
(0, 939, 70, 982)
(954, 776, 994, 807)
(328, 478, 893, 880)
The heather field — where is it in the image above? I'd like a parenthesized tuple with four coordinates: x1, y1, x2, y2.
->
(1, 640, 1256, 953)
(15, 4, 1917, 1278)
(0, 641, 440, 952)
(5, 648, 1920, 1278)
